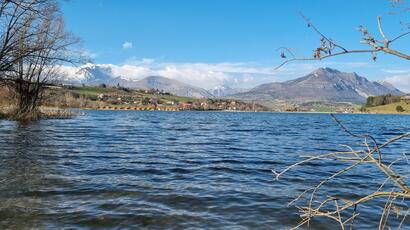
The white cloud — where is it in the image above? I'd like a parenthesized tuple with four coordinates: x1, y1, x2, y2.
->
(384, 75, 410, 93)
(61, 59, 398, 90)
(122, 41, 133, 49)
(61, 60, 281, 89)
(58, 65, 84, 81)
(382, 69, 410, 74)
(126, 58, 155, 65)
(110, 64, 153, 79)
(80, 49, 98, 59)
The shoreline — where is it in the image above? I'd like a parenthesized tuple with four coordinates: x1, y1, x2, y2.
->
(2, 106, 409, 119)
(74, 107, 410, 115)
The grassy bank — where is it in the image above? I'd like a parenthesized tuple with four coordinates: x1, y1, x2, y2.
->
(0, 106, 76, 120)
(365, 101, 410, 114)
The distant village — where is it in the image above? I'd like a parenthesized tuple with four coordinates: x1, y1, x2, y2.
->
(94, 90, 263, 111)
(40, 85, 270, 112)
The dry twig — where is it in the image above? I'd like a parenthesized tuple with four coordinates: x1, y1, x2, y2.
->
(276, 12, 410, 69)
(274, 114, 410, 229)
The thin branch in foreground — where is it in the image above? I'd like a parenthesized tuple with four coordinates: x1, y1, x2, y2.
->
(275, 13, 410, 70)
(273, 114, 410, 229)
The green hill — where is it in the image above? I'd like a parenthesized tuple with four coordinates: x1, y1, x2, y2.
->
(363, 94, 410, 114)
(365, 102, 410, 114)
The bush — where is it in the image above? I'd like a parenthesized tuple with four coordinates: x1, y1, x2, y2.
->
(359, 106, 367, 112)
(396, 105, 405, 112)
(366, 94, 401, 107)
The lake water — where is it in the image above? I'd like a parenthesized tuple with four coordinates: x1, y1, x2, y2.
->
(0, 111, 409, 229)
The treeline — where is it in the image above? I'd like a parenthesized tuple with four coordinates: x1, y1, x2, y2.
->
(365, 94, 402, 107)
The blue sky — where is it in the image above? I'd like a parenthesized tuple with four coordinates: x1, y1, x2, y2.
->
(61, 0, 410, 91)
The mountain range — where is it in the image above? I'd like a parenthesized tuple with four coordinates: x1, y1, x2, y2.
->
(68, 65, 213, 98)
(65, 65, 404, 104)
(229, 67, 404, 104)
(126, 76, 213, 98)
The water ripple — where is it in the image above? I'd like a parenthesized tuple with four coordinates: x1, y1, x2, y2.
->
(0, 111, 409, 229)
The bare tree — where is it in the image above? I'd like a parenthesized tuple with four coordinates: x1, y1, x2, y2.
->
(0, 0, 81, 120)
(276, 1, 410, 69)
(0, 0, 49, 72)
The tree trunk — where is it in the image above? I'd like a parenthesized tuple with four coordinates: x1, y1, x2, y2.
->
(12, 79, 42, 120)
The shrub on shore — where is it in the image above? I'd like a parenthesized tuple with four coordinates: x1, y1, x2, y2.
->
(396, 105, 405, 112)
(40, 109, 76, 120)
(0, 107, 75, 121)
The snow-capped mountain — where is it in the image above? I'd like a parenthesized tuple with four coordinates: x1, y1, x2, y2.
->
(73, 64, 115, 84)
(64, 65, 213, 98)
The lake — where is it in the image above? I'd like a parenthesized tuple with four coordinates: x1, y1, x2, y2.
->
(0, 111, 409, 229)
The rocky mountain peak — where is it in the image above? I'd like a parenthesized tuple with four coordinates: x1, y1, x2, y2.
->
(231, 67, 404, 104)
(312, 67, 340, 75)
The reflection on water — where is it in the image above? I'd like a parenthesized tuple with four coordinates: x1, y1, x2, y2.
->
(0, 111, 409, 229)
